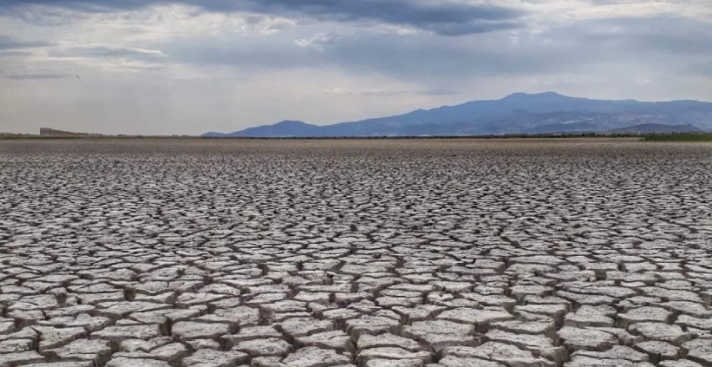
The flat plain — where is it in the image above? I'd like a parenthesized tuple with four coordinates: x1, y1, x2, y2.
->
(1, 138, 712, 367)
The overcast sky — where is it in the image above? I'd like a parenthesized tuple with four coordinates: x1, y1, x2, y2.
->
(1, 0, 711, 135)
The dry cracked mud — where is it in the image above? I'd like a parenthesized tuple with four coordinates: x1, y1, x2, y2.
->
(1, 138, 712, 367)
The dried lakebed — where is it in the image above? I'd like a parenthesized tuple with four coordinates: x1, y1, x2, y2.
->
(1, 138, 712, 367)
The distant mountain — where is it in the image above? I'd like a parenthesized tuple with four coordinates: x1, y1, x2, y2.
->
(204, 92, 712, 137)
(205, 120, 321, 138)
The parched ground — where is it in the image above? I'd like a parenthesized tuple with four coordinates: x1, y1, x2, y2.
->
(1, 138, 712, 367)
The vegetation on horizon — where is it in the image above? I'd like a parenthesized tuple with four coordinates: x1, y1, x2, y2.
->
(643, 133, 712, 142)
(1, 133, 645, 140)
(0, 133, 198, 140)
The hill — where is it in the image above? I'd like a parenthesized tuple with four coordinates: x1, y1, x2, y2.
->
(205, 92, 712, 137)
(204, 120, 321, 138)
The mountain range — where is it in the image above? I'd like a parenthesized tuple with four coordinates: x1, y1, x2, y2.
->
(203, 92, 712, 137)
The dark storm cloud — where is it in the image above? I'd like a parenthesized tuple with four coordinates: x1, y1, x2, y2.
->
(0, 0, 525, 36)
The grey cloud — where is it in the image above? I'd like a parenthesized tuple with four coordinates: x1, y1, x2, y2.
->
(689, 61, 712, 76)
(161, 35, 314, 68)
(4, 72, 69, 80)
(0, 50, 34, 57)
(157, 14, 712, 84)
(552, 16, 712, 78)
(49, 45, 167, 60)
(158, 28, 519, 76)
(0, 0, 525, 36)
(322, 87, 458, 96)
(166, 30, 572, 78)
(314, 16, 712, 79)
(561, 16, 712, 56)
(0, 35, 48, 50)
(423, 88, 458, 96)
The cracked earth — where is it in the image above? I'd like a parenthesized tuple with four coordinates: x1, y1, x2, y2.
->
(1, 138, 712, 367)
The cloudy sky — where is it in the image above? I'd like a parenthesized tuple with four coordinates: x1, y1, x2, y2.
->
(1, 0, 711, 135)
